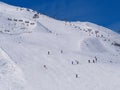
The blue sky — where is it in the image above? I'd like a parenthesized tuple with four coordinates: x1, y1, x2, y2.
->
(1, 0, 120, 33)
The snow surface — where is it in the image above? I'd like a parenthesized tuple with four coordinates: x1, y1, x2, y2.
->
(0, 2, 120, 90)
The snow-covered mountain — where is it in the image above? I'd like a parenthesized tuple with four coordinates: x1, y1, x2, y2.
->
(0, 2, 120, 90)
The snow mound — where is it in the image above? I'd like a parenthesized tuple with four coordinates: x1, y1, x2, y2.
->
(80, 38, 107, 53)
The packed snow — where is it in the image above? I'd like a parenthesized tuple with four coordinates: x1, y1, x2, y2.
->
(0, 2, 120, 90)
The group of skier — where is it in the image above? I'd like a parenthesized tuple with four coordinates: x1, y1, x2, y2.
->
(88, 56, 98, 63)
(75, 56, 98, 78)
(45, 50, 99, 78)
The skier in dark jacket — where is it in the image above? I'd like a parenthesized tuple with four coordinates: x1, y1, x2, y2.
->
(88, 60, 90, 63)
(43, 65, 47, 69)
(48, 51, 50, 55)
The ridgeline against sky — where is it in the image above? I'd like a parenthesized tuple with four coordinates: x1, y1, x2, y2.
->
(0, 0, 120, 33)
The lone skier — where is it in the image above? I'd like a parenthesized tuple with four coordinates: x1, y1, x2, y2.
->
(43, 65, 47, 69)
(76, 74, 79, 78)
(88, 60, 90, 63)
(48, 51, 50, 55)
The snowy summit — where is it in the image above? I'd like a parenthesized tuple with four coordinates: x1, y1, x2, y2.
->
(0, 2, 120, 90)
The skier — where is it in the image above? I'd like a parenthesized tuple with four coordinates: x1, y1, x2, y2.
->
(76, 74, 79, 78)
(110, 61, 112, 63)
(48, 51, 50, 55)
(72, 61, 74, 65)
(43, 65, 47, 69)
(61, 50, 63, 54)
(95, 56, 97, 62)
(93, 60, 95, 63)
(76, 60, 79, 64)
(88, 60, 90, 63)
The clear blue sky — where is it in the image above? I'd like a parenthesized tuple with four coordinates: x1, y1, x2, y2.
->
(1, 0, 120, 33)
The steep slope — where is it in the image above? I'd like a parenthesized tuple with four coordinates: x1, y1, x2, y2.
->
(0, 48, 26, 90)
(0, 2, 120, 90)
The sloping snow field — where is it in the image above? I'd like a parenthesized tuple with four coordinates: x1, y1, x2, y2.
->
(0, 2, 120, 90)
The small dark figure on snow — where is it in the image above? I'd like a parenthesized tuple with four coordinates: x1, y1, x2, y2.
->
(61, 50, 63, 54)
(93, 60, 95, 63)
(75, 60, 79, 64)
(88, 60, 90, 63)
(48, 51, 50, 55)
(72, 61, 74, 65)
(43, 65, 47, 69)
(110, 61, 112, 63)
(95, 56, 97, 62)
(76, 74, 79, 78)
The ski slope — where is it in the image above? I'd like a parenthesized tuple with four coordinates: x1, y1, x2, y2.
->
(0, 2, 120, 90)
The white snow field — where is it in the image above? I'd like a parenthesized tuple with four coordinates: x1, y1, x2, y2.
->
(0, 2, 120, 90)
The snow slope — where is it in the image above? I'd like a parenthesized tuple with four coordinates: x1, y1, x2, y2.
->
(0, 48, 26, 90)
(0, 2, 120, 90)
